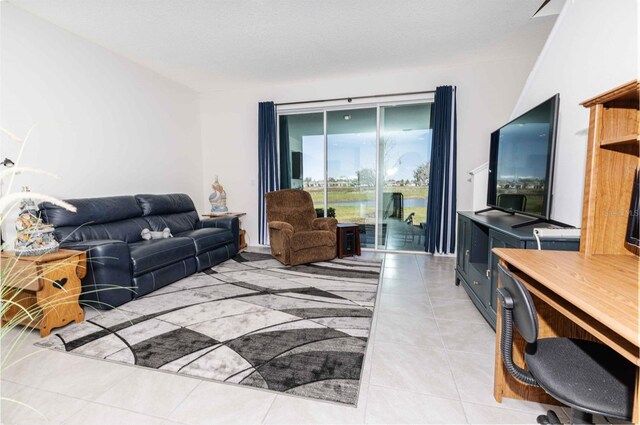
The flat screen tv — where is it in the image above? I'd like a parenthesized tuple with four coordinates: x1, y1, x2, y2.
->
(487, 94, 560, 219)
(626, 168, 640, 249)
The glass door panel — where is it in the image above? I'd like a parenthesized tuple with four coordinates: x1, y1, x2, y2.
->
(278, 113, 324, 213)
(377, 104, 432, 251)
(326, 108, 377, 248)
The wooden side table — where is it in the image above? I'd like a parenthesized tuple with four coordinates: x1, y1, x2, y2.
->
(337, 223, 361, 259)
(201, 212, 247, 250)
(1, 249, 87, 337)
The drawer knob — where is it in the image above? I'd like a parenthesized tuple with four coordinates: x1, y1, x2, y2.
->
(473, 280, 479, 285)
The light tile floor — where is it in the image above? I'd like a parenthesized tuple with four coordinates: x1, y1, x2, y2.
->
(1, 252, 586, 424)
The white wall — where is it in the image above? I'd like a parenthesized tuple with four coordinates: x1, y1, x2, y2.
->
(201, 55, 540, 245)
(1, 4, 202, 239)
(511, 0, 638, 227)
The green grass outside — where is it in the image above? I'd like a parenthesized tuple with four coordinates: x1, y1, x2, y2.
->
(307, 186, 428, 224)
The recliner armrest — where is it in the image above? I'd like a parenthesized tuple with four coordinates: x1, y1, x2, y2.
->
(59, 239, 134, 309)
(269, 221, 294, 232)
(197, 216, 239, 253)
(312, 217, 338, 233)
(197, 216, 238, 230)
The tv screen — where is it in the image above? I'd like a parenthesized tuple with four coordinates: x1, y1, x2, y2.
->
(291, 151, 303, 180)
(487, 94, 559, 219)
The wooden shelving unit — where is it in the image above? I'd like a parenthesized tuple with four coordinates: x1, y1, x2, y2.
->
(600, 134, 640, 147)
(580, 80, 639, 256)
(492, 82, 640, 422)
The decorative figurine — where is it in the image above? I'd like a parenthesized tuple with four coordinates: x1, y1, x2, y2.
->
(209, 175, 228, 213)
(14, 186, 59, 256)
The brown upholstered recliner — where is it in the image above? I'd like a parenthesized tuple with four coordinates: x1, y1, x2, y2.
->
(265, 189, 338, 266)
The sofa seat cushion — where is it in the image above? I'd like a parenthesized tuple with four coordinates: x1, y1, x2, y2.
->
(129, 237, 196, 276)
(290, 230, 336, 252)
(176, 228, 233, 255)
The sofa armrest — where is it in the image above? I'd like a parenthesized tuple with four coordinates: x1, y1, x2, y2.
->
(268, 221, 294, 263)
(60, 240, 134, 309)
(197, 216, 239, 253)
(269, 221, 294, 232)
(312, 217, 338, 233)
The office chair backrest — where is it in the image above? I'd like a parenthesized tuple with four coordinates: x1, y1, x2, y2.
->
(497, 264, 539, 343)
(497, 194, 527, 211)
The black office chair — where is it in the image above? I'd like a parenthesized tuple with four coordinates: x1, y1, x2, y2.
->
(496, 264, 636, 425)
(497, 193, 527, 211)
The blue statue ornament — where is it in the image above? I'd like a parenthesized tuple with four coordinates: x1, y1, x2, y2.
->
(209, 175, 228, 213)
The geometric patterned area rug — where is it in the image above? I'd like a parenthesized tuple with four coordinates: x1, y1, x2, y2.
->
(36, 251, 381, 405)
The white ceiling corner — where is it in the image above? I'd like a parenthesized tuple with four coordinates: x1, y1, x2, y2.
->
(7, 0, 558, 92)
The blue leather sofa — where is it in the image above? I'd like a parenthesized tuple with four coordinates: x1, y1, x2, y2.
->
(39, 193, 239, 309)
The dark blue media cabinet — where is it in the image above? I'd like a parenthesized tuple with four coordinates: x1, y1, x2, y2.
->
(455, 211, 580, 329)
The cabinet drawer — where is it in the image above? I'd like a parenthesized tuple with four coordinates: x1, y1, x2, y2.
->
(525, 240, 581, 251)
(489, 229, 523, 249)
(467, 266, 491, 308)
(3, 260, 42, 291)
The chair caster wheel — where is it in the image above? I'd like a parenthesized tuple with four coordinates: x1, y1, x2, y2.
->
(536, 410, 562, 425)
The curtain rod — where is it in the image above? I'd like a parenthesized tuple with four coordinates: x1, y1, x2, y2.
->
(275, 89, 436, 107)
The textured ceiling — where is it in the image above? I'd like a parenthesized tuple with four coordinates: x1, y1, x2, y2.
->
(8, 0, 558, 92)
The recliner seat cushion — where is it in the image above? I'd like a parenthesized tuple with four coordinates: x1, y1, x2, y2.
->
(290, 230, 336, 251)
(176, 228, 233, 255)
(129, 237, 196, 276)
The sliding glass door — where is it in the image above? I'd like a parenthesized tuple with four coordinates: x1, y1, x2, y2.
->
(327, 108, 377, 247)
(279, 101, 432, 252)
(378, 104, 432, 250)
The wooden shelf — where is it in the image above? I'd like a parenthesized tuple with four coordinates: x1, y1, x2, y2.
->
(581, 80, 640, 256)
(600, 133, 640, 147)
(581, 80, 639, 107)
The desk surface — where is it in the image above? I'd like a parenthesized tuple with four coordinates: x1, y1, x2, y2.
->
(492, 249, 639, 348)
(1, 249, 84, 264)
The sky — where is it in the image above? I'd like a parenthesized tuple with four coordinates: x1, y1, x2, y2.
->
(496, 122, 551, 180)
(301, 129, 432, 181)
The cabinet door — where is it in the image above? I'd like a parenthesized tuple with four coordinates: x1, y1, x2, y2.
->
(456, 216, 471, 277)
(488, 232, 520, 315)
(467, 262, 491, 308)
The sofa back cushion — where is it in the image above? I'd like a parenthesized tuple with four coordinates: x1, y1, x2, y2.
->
(40, 196, 146, 243)
(135, 193, 199, 234)
(135, 193, 195, 215)
(54, 218, 150, 243)
(40, 196, 142, 226)
(265, 189, 316, 232)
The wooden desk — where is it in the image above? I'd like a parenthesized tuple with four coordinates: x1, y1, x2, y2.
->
(492, 249, 639, 422)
